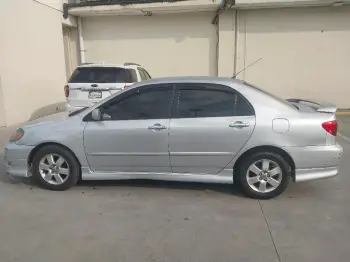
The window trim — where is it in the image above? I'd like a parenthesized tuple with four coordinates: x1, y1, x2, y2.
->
(83, 84, 175, 122)
(172, 83, 255, 119)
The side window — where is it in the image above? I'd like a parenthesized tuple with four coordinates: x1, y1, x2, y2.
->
(128, 69, 138, 83)
(102, 88, 173, 121)
(177, 88, 235, 118)
(234, 94, 254, 116)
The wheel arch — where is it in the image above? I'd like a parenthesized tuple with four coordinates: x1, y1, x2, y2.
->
(233, 145, 296, 181)
(28, 142, 82, 170)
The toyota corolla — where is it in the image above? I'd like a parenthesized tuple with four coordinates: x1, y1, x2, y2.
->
(4, 77, 343, 199)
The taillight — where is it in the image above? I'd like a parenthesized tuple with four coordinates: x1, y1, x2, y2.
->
(322, 120, 338, 136)
(124, 84, 130, 89)
(64, 85, 69, 97)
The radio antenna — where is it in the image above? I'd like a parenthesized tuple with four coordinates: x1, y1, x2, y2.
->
(232, 58, 262, 78)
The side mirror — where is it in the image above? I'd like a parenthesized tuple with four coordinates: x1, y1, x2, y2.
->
(91, 108, 102, 121)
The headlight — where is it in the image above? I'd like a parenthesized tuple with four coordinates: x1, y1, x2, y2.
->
(9, 128, 24, 142)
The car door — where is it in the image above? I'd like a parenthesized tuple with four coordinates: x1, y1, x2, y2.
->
(169, 83, 256, 174)
(83, 84, 174, 173)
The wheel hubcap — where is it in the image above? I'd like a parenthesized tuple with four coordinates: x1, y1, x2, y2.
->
(246, 159, 282, 193)
(39, 154, 70, 185)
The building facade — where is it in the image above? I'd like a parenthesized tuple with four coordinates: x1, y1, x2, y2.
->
(1, 0, 349, 126)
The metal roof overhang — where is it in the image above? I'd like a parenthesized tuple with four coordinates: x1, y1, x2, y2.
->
(64, 0, 350, 17)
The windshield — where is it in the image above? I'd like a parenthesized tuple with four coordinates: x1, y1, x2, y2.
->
(69, 67, 136, 83)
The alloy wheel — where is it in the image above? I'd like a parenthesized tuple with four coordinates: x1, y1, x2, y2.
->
(246, 159, 283, 193)
(39, 154, 70, 185)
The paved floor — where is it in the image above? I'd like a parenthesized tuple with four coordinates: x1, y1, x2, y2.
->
(0, 121, 349, 262)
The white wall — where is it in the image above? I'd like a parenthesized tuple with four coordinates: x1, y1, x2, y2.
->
(218, 11, 236, 77)
(82, 13, 217, 77)
(0, 0, 68, 125)
(234, 7, 350, 107)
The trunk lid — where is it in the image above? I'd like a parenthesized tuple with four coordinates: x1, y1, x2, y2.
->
(286, 98, 338, 145)
(286, 99, 337, 114)
(68, 82, 127, 108)
(66, 66, 137, 108)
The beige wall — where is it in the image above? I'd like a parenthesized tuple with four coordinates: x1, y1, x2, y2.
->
(82, 7, 350, 108)
(83, 13, 217, 77)
(63, 26, 80, 80)
(0, 0, 67, 126)
(218, 11, 236, 77)
(234, 7, 350, 108)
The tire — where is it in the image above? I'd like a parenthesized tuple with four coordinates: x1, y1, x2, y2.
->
(31, 145, 80, 191)
(237, 152, 290, 199)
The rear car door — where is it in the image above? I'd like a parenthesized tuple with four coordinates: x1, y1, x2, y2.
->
(169, 83, 256, 174)
(83, 84, 174, 173)
(67, 67, 138, 108)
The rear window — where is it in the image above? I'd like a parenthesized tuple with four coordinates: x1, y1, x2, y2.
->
(69, 67, 137, 83)
(243, 81, 297, 110)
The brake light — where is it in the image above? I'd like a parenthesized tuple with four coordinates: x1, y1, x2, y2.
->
(64, 85, 69, 97)
(322, 120, 338, 136)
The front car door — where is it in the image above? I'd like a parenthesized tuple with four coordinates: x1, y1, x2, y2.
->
(83, 84, 174, 173)
(169, 83, 256, 174)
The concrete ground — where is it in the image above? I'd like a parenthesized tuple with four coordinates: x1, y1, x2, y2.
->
(0, 119, 350, 262)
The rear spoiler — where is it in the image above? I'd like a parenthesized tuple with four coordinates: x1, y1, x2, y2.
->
(286, 99, 337, 113)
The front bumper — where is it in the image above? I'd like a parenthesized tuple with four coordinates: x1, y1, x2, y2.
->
(4, 143, 34, 178)
(284, 143, 343, 182)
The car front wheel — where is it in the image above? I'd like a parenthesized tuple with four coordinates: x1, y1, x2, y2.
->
(31, 145, 80, 190)
(238, 152, 290, 199)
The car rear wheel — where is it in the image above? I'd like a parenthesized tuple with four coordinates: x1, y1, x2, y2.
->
(32, 145, 80, 191)
(237, 152, 290, 199)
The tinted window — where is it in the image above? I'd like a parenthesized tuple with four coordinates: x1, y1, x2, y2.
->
(177, 89, 235, 118)
(243, 81, 295, 110)
(129, 69, 138, 82)
(103, 88, 173, 120)
(69, 67, 135, 83)
(234, 94, 254, 116)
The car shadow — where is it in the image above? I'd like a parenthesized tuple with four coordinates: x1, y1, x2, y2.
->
(0, 170, 243, 197)
(78, 179, 244, 197)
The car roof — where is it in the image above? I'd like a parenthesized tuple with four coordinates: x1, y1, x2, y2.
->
(132, 76, 243, 87)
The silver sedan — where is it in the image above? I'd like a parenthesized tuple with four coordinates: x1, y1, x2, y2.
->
(4, 77, 343, 199)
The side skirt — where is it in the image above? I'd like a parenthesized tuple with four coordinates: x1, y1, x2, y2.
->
(81, 167, 233, 184)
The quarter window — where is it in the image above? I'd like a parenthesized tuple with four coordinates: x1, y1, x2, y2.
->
(234, 94, 254, 116)
(102, 88, 173, 120)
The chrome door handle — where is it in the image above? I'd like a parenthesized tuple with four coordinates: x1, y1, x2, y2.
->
(148, 123, 167, 130)
(229, 121, 250, 128)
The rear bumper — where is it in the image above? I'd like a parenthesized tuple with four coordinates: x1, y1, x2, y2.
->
(284, 143, 343, 182)
(294, 167, 338, 182)
(4, 143, 34, 178)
